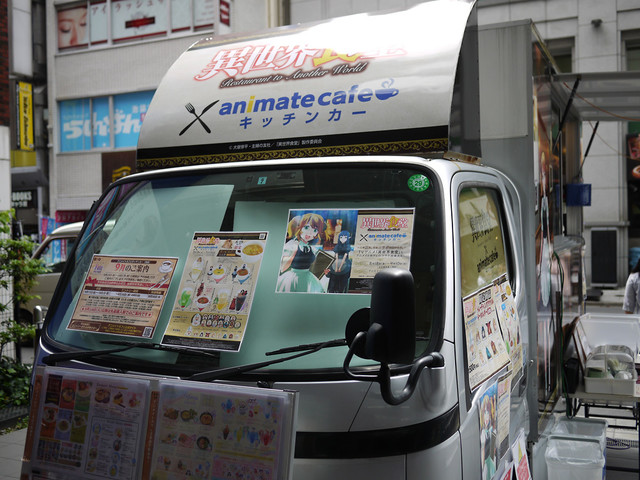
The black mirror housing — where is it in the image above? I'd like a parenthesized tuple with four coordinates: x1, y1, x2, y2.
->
(344, 269, 443, 405)
(366, 268, 416, 364)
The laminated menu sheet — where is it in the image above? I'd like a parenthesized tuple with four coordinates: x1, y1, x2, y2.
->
(22, 366, 298, 480)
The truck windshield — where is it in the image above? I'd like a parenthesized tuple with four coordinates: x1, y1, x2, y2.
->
(44, 161, 443, 378)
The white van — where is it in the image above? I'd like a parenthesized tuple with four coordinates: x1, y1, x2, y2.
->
(21, 222, 83, 325)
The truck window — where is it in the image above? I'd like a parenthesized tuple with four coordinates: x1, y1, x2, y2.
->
(458, 187, 510, 297)
(458, 186, 518, 394)
(44, 163, 443, 378)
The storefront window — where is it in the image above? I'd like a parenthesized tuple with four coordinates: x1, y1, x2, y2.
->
(57, 0, 215, 51)
(59, 91, 154, 152)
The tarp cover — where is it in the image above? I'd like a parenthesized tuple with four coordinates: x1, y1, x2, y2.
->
(137, 1, 475, 170)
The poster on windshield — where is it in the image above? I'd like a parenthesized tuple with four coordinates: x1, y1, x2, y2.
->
(162, 231, 267, 351)
(276, 208, 414, 294)
(492, 276, 524, 383)
(67, 255, 178, 338)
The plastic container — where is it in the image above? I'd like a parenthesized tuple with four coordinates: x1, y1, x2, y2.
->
(575, 314, 640, 396)
(584, 360, 637, 395)
(545, 437, 605, 480)
(551, 417, 607, 451)
(551, 417, 607, 479)
(578, 314, 640, 362)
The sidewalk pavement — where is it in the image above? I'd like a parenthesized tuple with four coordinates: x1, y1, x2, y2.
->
(0, 427, 26, 480)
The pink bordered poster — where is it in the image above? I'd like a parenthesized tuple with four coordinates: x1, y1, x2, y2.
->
(67, 255, 178, 338)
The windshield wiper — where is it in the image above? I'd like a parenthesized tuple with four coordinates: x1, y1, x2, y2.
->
(265, 338, 346, 356)
(42, 338, 346, 379)
(185, 338, 347, 382)
(42, 340, 219, 366)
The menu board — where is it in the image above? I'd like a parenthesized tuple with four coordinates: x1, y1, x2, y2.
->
(463, 285, 511, 391)
(26, 368, 150, 479)
(149, 380, 296, 480)
(67, 255, 178, 338)
(162, 232, 267, 351)
(22, 367, 298, 480)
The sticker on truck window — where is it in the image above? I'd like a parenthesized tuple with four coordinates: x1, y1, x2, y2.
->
(492, 276, 524, 384)
(463, 285, 510, 391)
(276, 208, 414, 294)
(407, 174, 430, 192)
(162, 231, 268, 352)
(67, 255, 178, 338)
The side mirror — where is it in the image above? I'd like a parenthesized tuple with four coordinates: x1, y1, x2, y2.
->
(344, 268, 444, 405)
(367, 268, 416, 364)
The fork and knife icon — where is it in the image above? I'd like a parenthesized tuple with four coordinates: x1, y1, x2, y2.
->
(179, 100, 219, 135)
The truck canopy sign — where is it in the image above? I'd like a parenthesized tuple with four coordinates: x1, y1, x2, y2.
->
(137, 1, 474, 169)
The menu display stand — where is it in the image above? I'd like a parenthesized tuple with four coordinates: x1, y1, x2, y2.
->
(21, 366, 298, 480)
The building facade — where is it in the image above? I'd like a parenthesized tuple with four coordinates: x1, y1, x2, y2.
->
(475, 0, 640, 287)
(8, 0, 640, 288)
(41, 0, 282, 235)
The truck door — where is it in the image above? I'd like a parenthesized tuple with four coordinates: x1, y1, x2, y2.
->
(451, 170, 527, 480)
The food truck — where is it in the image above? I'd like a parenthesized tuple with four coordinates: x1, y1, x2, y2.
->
(23, 1, 590, 479)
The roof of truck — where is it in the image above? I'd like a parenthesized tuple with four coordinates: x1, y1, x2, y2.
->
(137, 1, 476, 170)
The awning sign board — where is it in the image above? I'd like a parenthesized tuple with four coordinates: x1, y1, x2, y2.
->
(137, 1, 474, 169)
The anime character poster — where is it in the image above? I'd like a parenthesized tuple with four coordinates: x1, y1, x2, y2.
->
(533, 41, 560, 423)
(276, 209, 358, 294)
(479, 382, 498, 480)
(276, 208, 414, 294)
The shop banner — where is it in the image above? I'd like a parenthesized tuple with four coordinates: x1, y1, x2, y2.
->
(137, 1, 475, 169)
(60, 99, 91, 152)
(114, 91, 155, 148)
(17, 81, 34, 152)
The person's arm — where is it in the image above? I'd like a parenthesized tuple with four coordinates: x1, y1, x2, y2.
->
(623, 274, 636, 313)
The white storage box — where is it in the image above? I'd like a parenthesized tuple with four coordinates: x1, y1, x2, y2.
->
(573, 314, 640, 396)
(584, 358, 637, 395)
(576, 314, 640, 363)
(545, 437, 605, 480)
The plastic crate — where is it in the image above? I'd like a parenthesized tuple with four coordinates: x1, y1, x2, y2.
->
(546, 437, 604, 480)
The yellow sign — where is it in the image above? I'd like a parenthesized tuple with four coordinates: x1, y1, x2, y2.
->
(459, 188, 508, 297)
(112, 165, 132, 182)
(17, 81, 34, 151)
